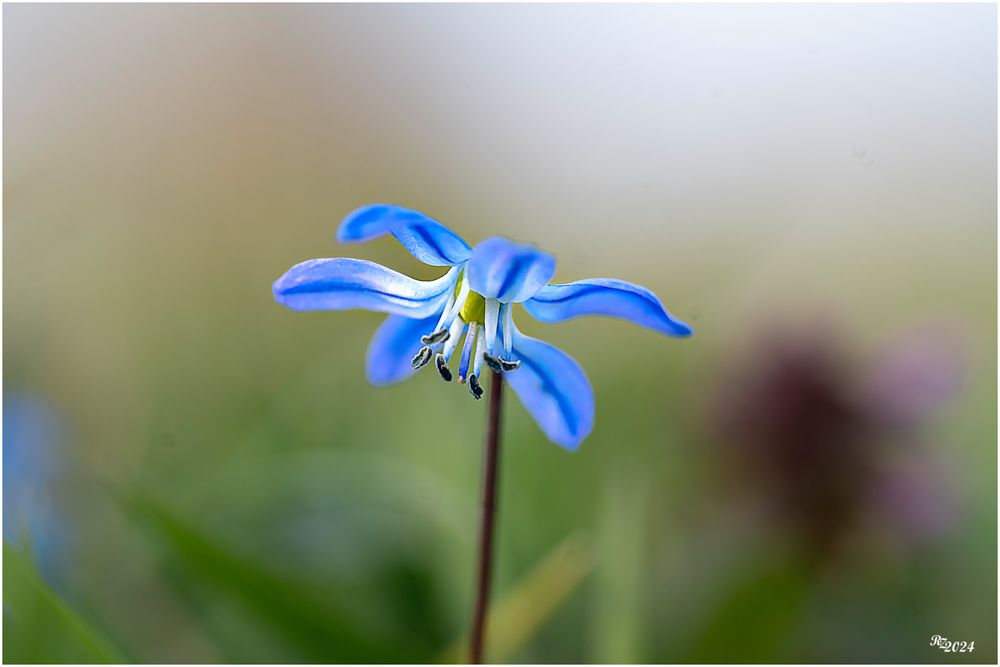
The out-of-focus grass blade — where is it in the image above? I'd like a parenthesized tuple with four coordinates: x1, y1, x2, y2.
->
(3, 543, 123, 663)
(438, 534, 593, 664)
(592, 472, 649, 662)
(126, 494, 418, 662)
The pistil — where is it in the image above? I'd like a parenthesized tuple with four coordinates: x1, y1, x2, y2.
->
(458, 322, 478, 383)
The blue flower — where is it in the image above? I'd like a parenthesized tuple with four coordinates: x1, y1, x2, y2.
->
(273, 204, 692, 450)
(3, 393, 71, 586)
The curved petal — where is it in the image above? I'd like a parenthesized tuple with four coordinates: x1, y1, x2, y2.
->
(466, 237, 556, 303)
(506, 326, 594, 451)
(525, 279, 693, 337)
(337, 205, 472, 267)
(366, 312, 440, 386)
(273, 259, 457, 317)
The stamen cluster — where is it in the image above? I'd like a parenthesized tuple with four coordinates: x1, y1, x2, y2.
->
(410, 273, 519, 400)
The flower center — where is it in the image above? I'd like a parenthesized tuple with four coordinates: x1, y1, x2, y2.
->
(409, 270, 519, 400)
(459, 290, 487, 325)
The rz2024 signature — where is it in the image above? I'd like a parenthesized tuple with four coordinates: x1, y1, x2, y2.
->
(930, 635, 975, 653)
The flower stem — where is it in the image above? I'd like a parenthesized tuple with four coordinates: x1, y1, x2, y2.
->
(470, 371, 504, 663)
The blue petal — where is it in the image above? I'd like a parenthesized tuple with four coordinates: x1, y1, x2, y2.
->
(273, 258, 456, 317)
(337, 205, 472, 266)
(525, 279, 693, 337)
(466, 237, 556, 303)
(366, 312, 440, 386)
(506, 326, 594, 451)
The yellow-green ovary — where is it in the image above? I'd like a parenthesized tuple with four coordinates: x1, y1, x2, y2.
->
(459, 290, 486, 324)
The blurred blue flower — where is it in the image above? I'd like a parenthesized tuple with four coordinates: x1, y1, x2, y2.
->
(274, 204, 691, 449)
(3, 393, 71, 584)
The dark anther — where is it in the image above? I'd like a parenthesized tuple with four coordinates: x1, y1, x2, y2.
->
(435, 354, 453, 382)
(498, 356, 521, 371)
(468, 374, 484, 400)
(483, 352, 503, 374)
(411, 346, 433, 369)
(421, 328, 450, 345)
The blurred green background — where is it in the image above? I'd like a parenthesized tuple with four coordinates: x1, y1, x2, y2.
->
(3, 3, 996, 663)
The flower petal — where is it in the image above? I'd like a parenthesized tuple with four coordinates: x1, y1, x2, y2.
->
(273, 259, 456, 317)
(366, 313, 440, 386)
(466, 237, 556, 303)
(525, 279, 693, 337)
(506, 326, 594, 450)
(337, 205, 472, 266)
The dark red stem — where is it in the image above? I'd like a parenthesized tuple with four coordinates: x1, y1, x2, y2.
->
(470, 371, 504, 663)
